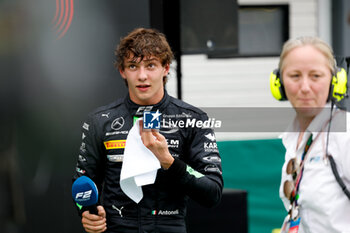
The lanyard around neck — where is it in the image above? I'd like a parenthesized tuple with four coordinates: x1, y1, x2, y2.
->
(291, 134, 313, 204)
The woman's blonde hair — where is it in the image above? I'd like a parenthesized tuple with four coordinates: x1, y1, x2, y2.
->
(278, 36, 335, 74)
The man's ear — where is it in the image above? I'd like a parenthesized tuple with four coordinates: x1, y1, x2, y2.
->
(164, 64, 170, 76)
(119, 69, 126, 79)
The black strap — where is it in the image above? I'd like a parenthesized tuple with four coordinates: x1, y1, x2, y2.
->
(328, 155, 350, 200)
(326, 102, 350, 200)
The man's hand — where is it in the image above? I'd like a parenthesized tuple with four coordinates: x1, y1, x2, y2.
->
(81, 205, 107, 233)
(139, 120, 174, 169)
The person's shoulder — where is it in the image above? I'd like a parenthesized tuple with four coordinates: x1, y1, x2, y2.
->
(87, 98, 125, 118)
(341, 110, 350, 133)
(168, 95, 206, 116)
(327, 109, 350, 141)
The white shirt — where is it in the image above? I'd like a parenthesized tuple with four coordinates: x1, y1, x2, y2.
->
(279, 105, 350, 233)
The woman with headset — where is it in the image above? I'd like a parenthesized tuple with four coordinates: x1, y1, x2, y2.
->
(270, 36, 350, 233)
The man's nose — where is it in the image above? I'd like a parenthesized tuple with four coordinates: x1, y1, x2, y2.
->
(138, 67, 147, 81)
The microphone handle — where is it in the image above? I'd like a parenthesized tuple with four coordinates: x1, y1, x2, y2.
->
(88, 205, 99, 215)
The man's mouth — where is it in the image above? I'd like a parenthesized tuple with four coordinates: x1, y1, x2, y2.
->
(136, 84, 151, 91)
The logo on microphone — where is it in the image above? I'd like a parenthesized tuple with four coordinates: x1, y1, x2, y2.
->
(75, 190, 92, 201)
(143, 110, 161, 129)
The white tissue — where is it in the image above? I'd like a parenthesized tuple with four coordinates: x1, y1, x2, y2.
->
(120, 118, 161, 203)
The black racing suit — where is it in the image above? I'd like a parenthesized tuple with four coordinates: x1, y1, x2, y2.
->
(73, 91, 223, 233)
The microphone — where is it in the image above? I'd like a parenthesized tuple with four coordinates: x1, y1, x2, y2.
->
(72, 176, 99, 215)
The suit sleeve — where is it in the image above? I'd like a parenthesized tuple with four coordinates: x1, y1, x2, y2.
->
(166, 113, 223, 208)
(72, 114, 105, 215)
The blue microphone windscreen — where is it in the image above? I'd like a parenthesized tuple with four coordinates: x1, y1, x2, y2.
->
(72, 176, 98, 206)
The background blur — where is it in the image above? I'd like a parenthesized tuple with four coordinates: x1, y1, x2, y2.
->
(0, 0, 349, 233)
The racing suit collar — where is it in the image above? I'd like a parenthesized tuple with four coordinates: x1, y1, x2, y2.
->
(124, 89, 170, 117)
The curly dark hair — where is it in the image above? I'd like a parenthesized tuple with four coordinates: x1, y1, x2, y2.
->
(114, 28, 174, 84)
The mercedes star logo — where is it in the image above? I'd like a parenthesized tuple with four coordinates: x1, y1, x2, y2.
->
(111, 117, 125, 130)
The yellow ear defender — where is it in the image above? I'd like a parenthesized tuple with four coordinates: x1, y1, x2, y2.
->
(270, 67, 348, 103)
(331, 67, 348, 102)
(269, 69, 287, 101)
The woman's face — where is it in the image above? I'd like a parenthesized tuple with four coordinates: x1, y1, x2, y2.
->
(282, 45, 332, 118)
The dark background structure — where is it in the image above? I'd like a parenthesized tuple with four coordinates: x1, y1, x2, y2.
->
(1, 0, 145, 232)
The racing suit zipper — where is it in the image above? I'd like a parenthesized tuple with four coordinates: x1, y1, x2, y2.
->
(138, 204, 142, 233)
(155, 188, 159, 233)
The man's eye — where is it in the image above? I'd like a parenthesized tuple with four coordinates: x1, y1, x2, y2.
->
(148, 63, 155, 68)
(128, 65, 136, 69)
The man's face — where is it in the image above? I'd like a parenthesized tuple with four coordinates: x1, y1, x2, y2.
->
(119, 55, 169, 105)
